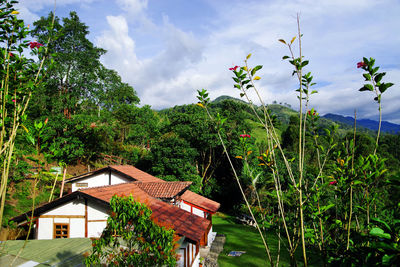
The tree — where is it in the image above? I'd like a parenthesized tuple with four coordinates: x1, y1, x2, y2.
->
(85, 195, 179, 267)
(28, 12, 139, 165)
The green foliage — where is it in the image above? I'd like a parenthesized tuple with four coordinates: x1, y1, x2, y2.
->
(85, 195, 178, 267)
(0, 0, 52, 226)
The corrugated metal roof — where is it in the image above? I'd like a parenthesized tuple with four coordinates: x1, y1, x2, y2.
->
(0, 238, 91, 266)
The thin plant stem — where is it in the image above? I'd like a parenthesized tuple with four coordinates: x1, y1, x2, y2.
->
(347, 110, 357, 250)
(202, 105, 274, 266)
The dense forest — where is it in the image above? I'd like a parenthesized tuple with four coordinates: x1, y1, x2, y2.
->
(2, 5, 400, 266)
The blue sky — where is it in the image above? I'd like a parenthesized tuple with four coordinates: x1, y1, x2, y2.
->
(17, 0, 400, 123)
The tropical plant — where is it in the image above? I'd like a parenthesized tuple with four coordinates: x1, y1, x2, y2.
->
(85, 195, 179, 267)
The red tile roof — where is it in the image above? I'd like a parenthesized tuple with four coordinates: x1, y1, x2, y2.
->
(81, 183, 210, 243)
(66, 165, 220, 213)
(109, 165, 164, 182)
(181, 190, 220, 213)
(135, 181, 191, 199)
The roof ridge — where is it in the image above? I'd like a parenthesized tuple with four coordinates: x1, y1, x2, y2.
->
(80, 181, 139, 191)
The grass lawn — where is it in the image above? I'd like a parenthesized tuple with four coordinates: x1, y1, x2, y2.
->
(213, 213, 321, 267)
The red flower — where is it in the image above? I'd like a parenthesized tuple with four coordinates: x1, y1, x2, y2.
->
(29, 41, 44, 49)
(240, 134, 251, 138)
(44, 118, 48, 125)
(9, 52, 13, 57)
(329, 181, 337, 185)
(357, 61, 367, 69)
(12, 99, 16, 103)
(229, 65, 239, 71)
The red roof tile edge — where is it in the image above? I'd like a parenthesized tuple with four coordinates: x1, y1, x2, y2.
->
(81, 183, 210, 243)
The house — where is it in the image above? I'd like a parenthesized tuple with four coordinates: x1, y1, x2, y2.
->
(11, 165, 220, 267)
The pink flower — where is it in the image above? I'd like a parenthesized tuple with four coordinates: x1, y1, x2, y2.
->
(229, 65, 239, 71)
(12, 99, 16, 103)
(357, 61, 367, 69)
(240, 134, 251, 138)
(29, 41, 43, 49)
(329, 181, 337, 185)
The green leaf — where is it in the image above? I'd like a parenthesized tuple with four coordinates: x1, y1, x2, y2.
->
(370, 227, 391, 239)
(282, 55, 290, 60)
(378, 82, 394, 94)
(382, 254, 395, 265)
(301, 60, 309, 68)
(374, 72, 385, 83)
(363, 73, 371, 81)
(26, 135, 35, 145)
(359, 84, 374, 92)
(371, 218, 392, 232)
(251, 65, 263, 76)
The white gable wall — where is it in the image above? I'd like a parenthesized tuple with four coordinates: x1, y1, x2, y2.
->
(71, 172, 131, 192)
(87, 201, 108, 238)
(37, 198, 108, 240)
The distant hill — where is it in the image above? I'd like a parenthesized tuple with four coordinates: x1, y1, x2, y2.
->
(211, 95, 247, 104)
(323, 113, 400, 134)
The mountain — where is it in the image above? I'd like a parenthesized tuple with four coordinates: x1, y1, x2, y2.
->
(211, 95, 247, 104)
(323, 113, 400, 134)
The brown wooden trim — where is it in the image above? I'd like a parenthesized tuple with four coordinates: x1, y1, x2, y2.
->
(191, 243, 194, 263)
(88, 219, 108, 222)
(186, 245, 189, 267)
(36, 217, 39, 239)
(183, 248, 186, 267)
(41, 215, 85, 218)
(85, 198, 88, 237)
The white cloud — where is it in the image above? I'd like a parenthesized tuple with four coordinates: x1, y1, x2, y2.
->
(95, 15, 141, 78)
(116, 0, 148, 15)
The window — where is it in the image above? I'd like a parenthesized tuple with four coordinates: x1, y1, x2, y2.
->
(54, 223, 69, 238)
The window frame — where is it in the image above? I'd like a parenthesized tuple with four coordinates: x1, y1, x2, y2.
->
(53, 223, 69, 239)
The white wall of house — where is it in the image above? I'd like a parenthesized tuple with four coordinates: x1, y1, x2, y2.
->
(192, 206, 204, 218)
(71, 172, 131, 192)
(37, 217, 53, 239)
(37, 198, 109, 240)
(179, 201, 205, 218)
(37, 199, 85, 240)
(179, 201, 191, 213)
(87, 201, 108, 238)
(177, 239, 199, 267)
